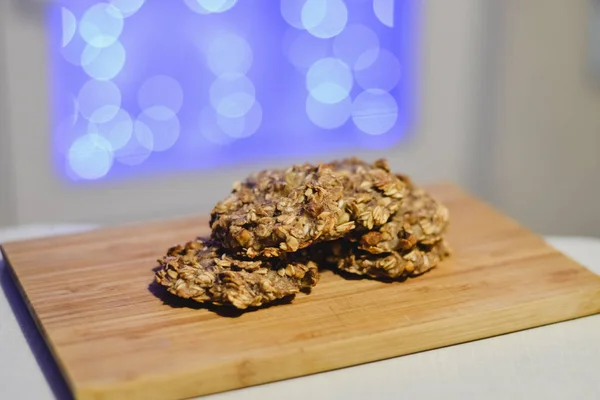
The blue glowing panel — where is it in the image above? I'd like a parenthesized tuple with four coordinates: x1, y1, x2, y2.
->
(46, 0, 418, 182)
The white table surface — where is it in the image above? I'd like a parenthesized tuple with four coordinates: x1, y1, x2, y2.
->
(1, 225, 599, 400)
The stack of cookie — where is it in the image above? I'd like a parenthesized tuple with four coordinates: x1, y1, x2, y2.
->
(155, 158, 451, 309)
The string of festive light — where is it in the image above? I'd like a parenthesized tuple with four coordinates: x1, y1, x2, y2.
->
(48, 0, 416, 181)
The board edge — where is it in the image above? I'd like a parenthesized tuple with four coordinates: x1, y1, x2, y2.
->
(1, 244, 79, 398)
(73, 285, 600, 400)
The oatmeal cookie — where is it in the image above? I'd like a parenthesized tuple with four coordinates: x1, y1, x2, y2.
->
(327, 238, 451, 280)
(356, 176, 450, 254)
(155, 238, 319, 309)
(328, 158, 409, 230)
(209, 158, 409, 258)
(209, 163, 354, 258)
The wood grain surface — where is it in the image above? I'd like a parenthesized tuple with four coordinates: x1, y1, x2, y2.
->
(3, 183, 600, 400)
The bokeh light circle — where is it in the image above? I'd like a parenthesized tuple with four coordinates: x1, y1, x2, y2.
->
(333, 24, 380, 71)
(88, 108, 133, 151)
(61, 95, 80, 128)
(206, 34, 253, 76)
(373, 0, 395, 28)
(354, 49, 401, 91)
(306, 57, 353, 104)
(78, 80, 122, 123)
(71, 97, 80, 124)
(55, 117, 83, 156)
(81, 40, 126, 80)
(198, 0, 238, 13)
(209, 74, 256, 118)
(183, 0, 210, 14)
(185, 0, 238, 14)
(109, 0, 146, 17)
(352, 89, 398, 135)
(306, 94, 351, 129)
(61, 7, 77, 47)
(217, 100, 263, 138)
(61, 28, 88, 66)
(199, 106, 236, 145)
(79, 3, 124, 48)
(137, 75, 184, 120)
(137, 109, 180, 152)
(301, 0, 348, 39)
(284, 29, 330, 71)
(67, 134, 114, 180)
(280, 0, 308, 30)
(114, 120, 154, 166)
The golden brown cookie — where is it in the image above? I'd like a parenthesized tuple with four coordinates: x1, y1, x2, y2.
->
(209, 163, 352, 258)
(155, 238, 319, 309)
(356, 177, 450, 254)
(209, 159, 409, 258)
(327, 238, 451, 280)
(329, 158, 409, 230)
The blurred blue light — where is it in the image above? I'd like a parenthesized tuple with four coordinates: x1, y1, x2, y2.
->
(199, 0, 238, 13)
(136, 109, 180, 152)
(137, 75, 184, 120)
(352, 89, 398, 136)
(206, 34, 253, 76)
(68, 134, 114, 180)
(61, 21, 88, 66)
(77, 79, 122, 123)
(354, 49, 402, 91)
(114, 120, 153, 165)
(373, 0, 395, 28)
(88, 108, 133, 151)
(64, 95, 79, 127)
(55, 115, 83, 156)
(79, 3, 124, 48)
(306, 57, 353, 104)
(333, 24, 379, 71)
(185, 0, 238, 14)
(47, 0, 418, 182)
(280, 0, 307, 30)
(199, 106, 236, 145)
(61, 7, 77, 47)
(217, 100, 263, 138)
(81, 40, 126, 80)
(183, 0, 209, 14)
(301, 0, 348, 39)
(306, 94, 351, 129)
(284, 29, 330, 71)
(109, 0, 146, 18)
(210, 74, 256, 118)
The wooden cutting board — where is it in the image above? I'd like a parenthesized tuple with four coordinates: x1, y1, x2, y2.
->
(2, 183, 600, 400)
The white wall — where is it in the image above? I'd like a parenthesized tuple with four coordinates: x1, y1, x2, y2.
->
(489, 0, 600, 237)
(0, 1, 487, 227)
(0, 18, 17, 227)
